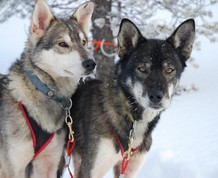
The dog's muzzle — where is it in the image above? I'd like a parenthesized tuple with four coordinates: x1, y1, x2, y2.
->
(82, 59, 96, 72)
(148, 89, 164, 109)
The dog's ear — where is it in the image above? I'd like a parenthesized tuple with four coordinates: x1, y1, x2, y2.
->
(30, 0, 54, 40)
(167, 19, 195, 61)
(118, 19, 143, 58)
(72, 1, 94, 36)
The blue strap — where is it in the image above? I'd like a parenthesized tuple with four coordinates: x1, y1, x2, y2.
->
(26, 71, 69, 106)
(27, 71, 50, 95)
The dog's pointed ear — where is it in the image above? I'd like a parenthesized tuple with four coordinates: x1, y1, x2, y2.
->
(118, 18, 144, 58)
(30, 0, 54, 40)
(71, 1, 94, 35)
(167, 19, 195, 61)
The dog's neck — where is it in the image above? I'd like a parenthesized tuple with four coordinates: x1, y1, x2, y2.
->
(26, 71, 71, 107)
(7, 59, 77, 132)
(105, 77, 160, 149)
(104, 79, 137, 130)
(119, 81, 144, 119)
(27, 59, 78, 98)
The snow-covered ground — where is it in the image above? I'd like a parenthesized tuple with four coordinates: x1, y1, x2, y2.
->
(1, 10, 218, 178)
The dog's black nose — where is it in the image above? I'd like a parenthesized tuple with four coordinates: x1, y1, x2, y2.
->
(82, 59, 96, 71)
(148, 89, 164, 104)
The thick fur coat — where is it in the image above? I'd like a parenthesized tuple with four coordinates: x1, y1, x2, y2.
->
(70, 18, 195, 178)
(0, 0, 95, 177)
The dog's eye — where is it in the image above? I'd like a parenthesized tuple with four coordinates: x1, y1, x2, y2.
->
(165, 67, 174, 74)
(59, 42, 69, 48)
(138, 66, 146, 73)
(82, 39, 87, 46)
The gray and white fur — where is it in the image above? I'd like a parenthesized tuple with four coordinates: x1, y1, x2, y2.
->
(0, 0, 95, 177)
(70, 18, 195, 178)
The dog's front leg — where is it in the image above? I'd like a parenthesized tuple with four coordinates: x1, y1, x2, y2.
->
(119, 152, 147, 178)
(113, 162, 121, 178)
(77, 138, 121, 178)
(72, 152, 82, 178)
(31, 133, 65, 178)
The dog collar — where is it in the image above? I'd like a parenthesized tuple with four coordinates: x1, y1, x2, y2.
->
(26, 71, 71, 108)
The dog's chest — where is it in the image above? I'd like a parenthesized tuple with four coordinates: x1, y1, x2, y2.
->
(133, 109, 159, 148)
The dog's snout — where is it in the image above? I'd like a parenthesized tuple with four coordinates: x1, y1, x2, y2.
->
(148, 89, 164, 104)
(82, 59, 96, 72)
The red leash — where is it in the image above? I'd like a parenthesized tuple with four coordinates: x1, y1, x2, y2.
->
(64, 100, 76, 178)
(121, 146, 139, 174)
(65, 138, 76, 178)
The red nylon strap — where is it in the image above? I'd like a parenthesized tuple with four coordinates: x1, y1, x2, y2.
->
(113, 130, 140, 175)
(19, 102, 55, 160)
(19, 102, 36, 148)
(67, 138, 76, 156)
(67, 167, 74, 178)
(65, 138, 76, 178)
(121, 155, 129, 174)
(33, 134, 55, 160)
(114, 130, 125, 155)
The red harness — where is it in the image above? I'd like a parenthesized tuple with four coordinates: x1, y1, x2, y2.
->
(19, 102, 75, 177)
(19, 102, 55, 160)
(114, 130, 140, 175)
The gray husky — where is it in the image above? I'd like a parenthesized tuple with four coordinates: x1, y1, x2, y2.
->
(70, 18, 195, 178)
(0, 0, 95, 177)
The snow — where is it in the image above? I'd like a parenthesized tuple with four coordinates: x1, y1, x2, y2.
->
(94, 18, 106, 28)
(1, 10, 218, 178)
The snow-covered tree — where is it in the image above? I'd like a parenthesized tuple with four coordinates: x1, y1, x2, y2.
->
(0, 0, 218, 79)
